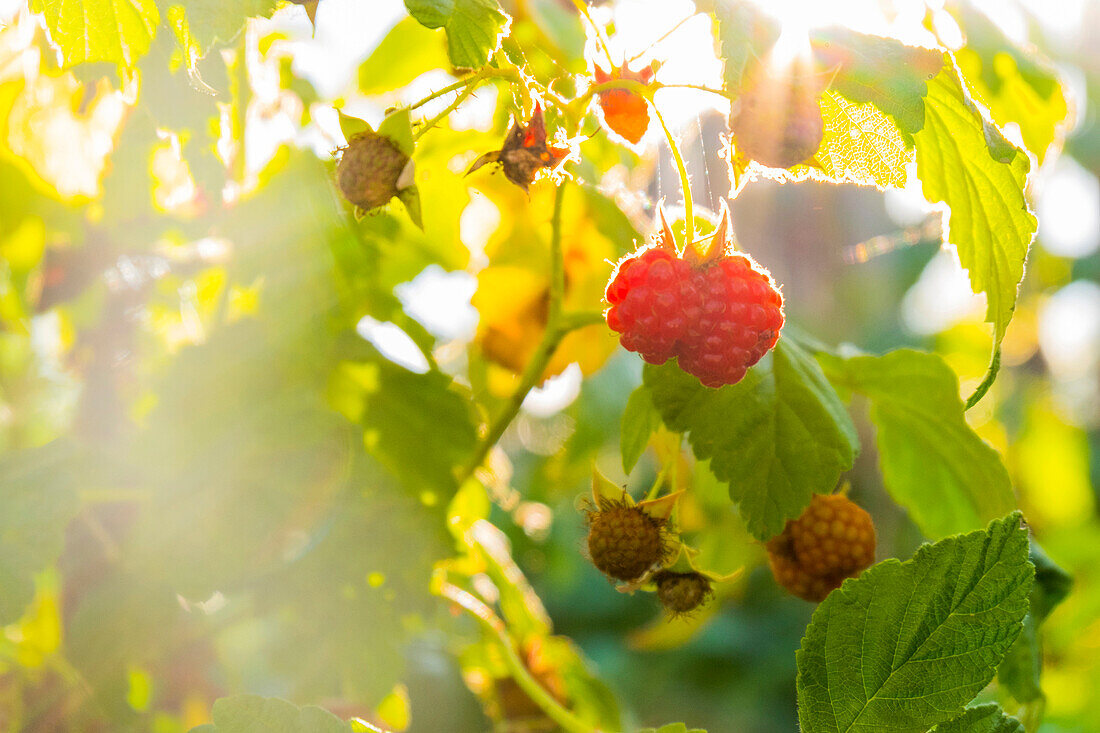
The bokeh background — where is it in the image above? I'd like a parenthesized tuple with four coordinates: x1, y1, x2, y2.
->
(1, 0, 1099, 731)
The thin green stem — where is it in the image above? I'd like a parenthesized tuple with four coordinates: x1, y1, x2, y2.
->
(569, 0, 616, 69)
(412, 75, 484, 141)
(649, 97, 694, 247)
(437, 582, 599, 733)
(457, 185, 573, 485)
(408, 75, 482, 112)
(658, 82, 734, 100)
(965, 345, 1001, 410)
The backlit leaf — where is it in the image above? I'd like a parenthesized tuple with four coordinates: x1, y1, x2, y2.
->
(31, 0, 159, 68)
(914, 65, 1037, 344)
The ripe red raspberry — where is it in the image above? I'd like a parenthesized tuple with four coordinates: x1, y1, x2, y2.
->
(730, 60, 825, 170)
(766, 493, 876, 602)
(337, 131, 410, 210)
(654, 570, 713, 616)
(605, 207, 784, 388)
(605, 244, 697, 365)
(585, 496, 670, 582)
(678, 253, 783, 388)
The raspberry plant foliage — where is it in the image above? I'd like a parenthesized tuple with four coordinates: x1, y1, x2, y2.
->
(1, 0, 1086, 731)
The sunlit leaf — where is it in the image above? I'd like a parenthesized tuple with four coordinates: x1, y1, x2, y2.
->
(812, 28, 943, 136)
(797, 514, 1033, 733)
(815, 91, 911, 188)
(950, 3, 1069, 162)
(914, 65, 1037, 344)
(169, 0, 277, 57)
(31, 0, 159, 68)
(358, 17, 451, 95)
(403, 0, 509, 69)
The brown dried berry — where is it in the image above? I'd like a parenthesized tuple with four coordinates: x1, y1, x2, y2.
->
(730, 61, 825, 170)
(766, 493, 876, 602)
(467, 103, 570, 190)
(585, 497, 669, 581)
(337, 131, 409, 210)
(654, 570, 713, 616)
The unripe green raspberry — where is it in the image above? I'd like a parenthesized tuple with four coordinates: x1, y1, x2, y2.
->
(585, 499, 669, 582)
(337, 131, 409, 211)
(654, 570, 713, 616)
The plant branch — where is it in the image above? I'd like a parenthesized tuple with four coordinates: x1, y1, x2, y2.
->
(437, 581, 598, 733)
(457, 185, 579, 485)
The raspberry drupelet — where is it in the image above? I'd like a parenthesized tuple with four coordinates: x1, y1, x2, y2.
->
(604, 205, 784, 388)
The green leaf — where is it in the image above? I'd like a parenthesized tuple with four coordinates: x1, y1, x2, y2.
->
(0, 442, 80, 624)
(931, 703, 1025, 733)
(359, 16, 451, 95)
(620, 385, 660, 474)
(636, 724, 707, 733)
(950, 3, 1068, 162)
(811, 28, 943, 136)
(170, 0, 278, 56)
(332, 344, 478, 495)
(796, 513, 1034, 733)
(403, 0, 509, 69)
(31, 0, 159, 68)
(914, 65, 1037, 345)
(821, 349, 1015, 539)
(644, 339, 858, 540)
(996, 542, 1072, 703)
(192, 695, 352, 732)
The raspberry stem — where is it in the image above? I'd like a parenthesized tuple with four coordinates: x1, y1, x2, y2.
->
(648, 95, 694, 250)
(457, 185, 596, 485)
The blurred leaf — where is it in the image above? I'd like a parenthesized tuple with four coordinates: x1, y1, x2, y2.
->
(644, 339, 858, 540)
(31, 0, 159, 68)
(403, 0, 509, 69)
(931, 704, 1024, 733)
(620, 386, 660, 474)
(914, 65, 1036, 345)
(636, 724, 707, 733)
(695, 0, 780, 92)
(191, 695, 353, 732)
(811, 29, 943, 136)
(358, 17, 451, 95)
(821, 349, 1015, 539)
(950, 3, 1068, 162)
(797, 514, 1033, 733)
(997, 542, 1073, 704)
(171, 0, 278, 57)
(253, 456, 451, 705)
(333, 346, 477, 495)
(0, 442, 80, 624)
(815, 91, 911, 189)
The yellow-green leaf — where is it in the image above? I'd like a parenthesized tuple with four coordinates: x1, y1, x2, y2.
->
(914, 65, 1037, 344)
(31, 0, 159, 69)
(815, 91, 912, 189)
